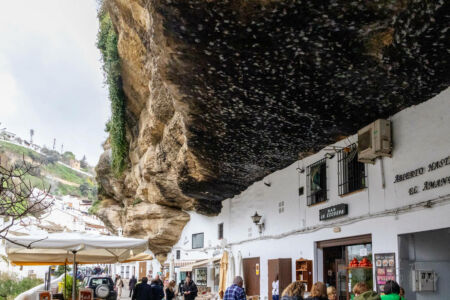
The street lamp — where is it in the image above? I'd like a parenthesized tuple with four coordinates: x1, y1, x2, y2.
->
(251, 212, 264, 234)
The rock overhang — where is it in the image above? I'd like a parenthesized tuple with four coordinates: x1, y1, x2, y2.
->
(95, 0, 449, 261)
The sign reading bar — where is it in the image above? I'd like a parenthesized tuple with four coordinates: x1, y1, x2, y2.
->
(319, 204, 348, 221)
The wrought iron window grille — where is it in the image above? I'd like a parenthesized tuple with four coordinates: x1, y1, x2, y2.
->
(307, 158, 327, 206)
(338, 143, 367, 195)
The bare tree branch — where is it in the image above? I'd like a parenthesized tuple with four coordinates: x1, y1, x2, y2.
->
(0, 155, 54, 248)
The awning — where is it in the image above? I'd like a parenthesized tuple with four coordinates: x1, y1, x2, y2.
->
(179, 256, 221, 272)
(5, 232, 149, 265)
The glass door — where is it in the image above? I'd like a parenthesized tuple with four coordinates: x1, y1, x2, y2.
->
(336, 259, 347, 300)
(346, 243, 373, 299)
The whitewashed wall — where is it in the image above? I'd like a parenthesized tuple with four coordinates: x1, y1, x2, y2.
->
(169, 88, 450, 297)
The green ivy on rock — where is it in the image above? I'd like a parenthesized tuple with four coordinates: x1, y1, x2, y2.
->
(97, 11, 128, 176)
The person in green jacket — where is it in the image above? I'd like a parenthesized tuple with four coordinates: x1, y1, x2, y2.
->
(380, 280, 403, 300)
(353, 282, 380, 300)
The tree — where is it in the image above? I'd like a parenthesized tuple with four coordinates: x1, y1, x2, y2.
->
(80, 155, 88, 169)
(62, 151, 76, 164)
(54, 265, 72, 277)
(79, 182, 90, 197)
(0, 157, 53, 246)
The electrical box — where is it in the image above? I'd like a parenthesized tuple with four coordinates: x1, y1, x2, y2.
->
(357, 119, 392, 164)
(412, 270, 437, 292)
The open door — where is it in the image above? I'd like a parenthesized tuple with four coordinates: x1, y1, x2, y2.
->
(268, 259, 292, 300)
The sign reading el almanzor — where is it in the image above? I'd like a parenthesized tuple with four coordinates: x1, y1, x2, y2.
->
(320, 204, 348, 221)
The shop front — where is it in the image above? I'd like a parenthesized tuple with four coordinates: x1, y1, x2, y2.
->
(317, 234, 373, 300)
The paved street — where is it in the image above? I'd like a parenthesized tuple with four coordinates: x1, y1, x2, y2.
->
(119, 286, 131, 300)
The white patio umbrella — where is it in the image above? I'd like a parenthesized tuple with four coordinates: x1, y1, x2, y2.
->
(169, 254, 175, 281)
(226, 251, 235, 288)
(5, 232, 149, 300)
(236, 251, 245, 288)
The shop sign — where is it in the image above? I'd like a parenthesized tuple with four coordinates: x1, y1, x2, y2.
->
(374, 253, 396, 294)
(319, 204, 348, 221)
(393, 154, 450, 195)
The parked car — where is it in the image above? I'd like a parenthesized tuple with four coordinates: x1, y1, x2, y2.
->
(82, 276, 117, 300)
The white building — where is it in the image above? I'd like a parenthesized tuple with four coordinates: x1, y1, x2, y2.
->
(0, 196, 108, 279)
(160, 88, 450, 300)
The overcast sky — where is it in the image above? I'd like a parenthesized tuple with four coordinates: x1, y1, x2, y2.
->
(0, 1, 110, 165)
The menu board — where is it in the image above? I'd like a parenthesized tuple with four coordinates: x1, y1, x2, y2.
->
(79, 288, 94, 300)
(37, 291, 52, 300)
(374, 253, 396, 293)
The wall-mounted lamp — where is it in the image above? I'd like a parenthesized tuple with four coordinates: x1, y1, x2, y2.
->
(251, 211, 265, 234)
(296, 167, 305, 173)
(324, 152, 335, 159)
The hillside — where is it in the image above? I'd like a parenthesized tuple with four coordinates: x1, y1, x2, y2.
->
(0, 141, 97, 201)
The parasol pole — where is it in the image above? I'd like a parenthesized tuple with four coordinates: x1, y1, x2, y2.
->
(64, 261, 67, 299)
(72, 251, 77, 300)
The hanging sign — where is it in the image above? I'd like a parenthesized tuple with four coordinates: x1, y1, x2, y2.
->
(319, 204, 348, 221)
(374, 253, 396, 294)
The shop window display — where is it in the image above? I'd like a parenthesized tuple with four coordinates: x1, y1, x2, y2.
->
(194, 268, 207, 286)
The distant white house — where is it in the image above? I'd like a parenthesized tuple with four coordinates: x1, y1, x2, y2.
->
(0, 130, 16, 141)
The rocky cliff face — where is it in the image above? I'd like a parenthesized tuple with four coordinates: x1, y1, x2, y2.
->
(95, 0, 449, 261)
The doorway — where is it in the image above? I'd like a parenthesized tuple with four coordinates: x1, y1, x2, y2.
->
(317, 235, 372, 300)
(139, 262, 147, 279)
(268, 258, 292, 300)
(243, 257, 260, 296)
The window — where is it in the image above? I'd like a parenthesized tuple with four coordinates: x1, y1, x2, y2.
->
(218, 223, 224, 240)
(307, 158, 327, 205)
(338, 144, 366, 195)
(278, 201, 284, 213)
(176, 250, 181, 259)
(192, 233, 204, 249)
(194, 268, 207, 286)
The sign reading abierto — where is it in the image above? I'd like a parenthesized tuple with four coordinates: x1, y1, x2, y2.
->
(393, 154, 450, 195)
(319, 204, 348, 221)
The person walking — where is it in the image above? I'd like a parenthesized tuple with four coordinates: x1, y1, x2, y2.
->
(224, 276, 246, 300)
(154, 274, 164, 286)
(380, 280, 402, 300)
(129, 275, 138, 298)
(178, 280, 185, 300)
(272, 275, 279, 300)
(183, 276, 198, 300)
(166, 280, 177, 300)
(353, 282, 380, 300)
(306, 282, 327, 300)
(132, 277, 152, 300)
(116, 275, 124, 298)
(280, 281, 305, 300)
(151, 278, 165, 300)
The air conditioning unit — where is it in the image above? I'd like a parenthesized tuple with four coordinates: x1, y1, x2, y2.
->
(357, 119, 392, 164)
